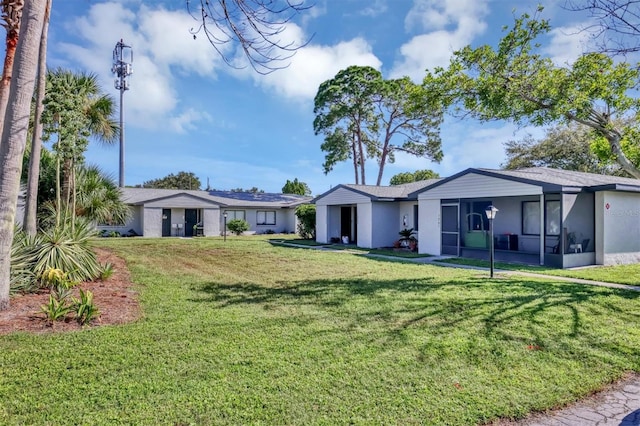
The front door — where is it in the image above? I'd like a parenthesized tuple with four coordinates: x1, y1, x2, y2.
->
(340, 206, 356, 244)
(162, 209, 171, 237)
(185, 209, 198, 237)
(441, 204, 459, 255)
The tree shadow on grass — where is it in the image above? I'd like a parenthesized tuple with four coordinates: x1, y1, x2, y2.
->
(190, 275, 640, 348)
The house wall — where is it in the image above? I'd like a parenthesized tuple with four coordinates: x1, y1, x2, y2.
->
(357, 202, 372, 248)
(203, 208, 219, 236)
(398, 201, 418, 231)
(419, 173, 542, 200)
(222, 208, 294, 234)
(418, 199, 441, 255)
(143, 207, 163, 237)
(315, 187, 370, 206)
(370, 202, 398, 248)
(96, 205, 143, 236)
(596, 191, 640, 265)
(316, 205, 328, 243)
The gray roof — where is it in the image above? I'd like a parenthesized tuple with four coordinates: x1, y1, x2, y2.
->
(121, 187, 311, 208)
(421, 167, 640, 194)
(314, 178, 441, 202)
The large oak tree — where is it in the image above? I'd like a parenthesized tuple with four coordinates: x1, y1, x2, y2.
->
(423, 7, 640, 178)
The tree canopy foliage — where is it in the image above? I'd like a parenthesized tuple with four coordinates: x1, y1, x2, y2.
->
(314, 65, 443, 186)
(423, 7, 640, 178)
(389, 169, 440, 185)
(141, 171, 201, 190)
(502, 122, 625, 175)
(282, 178, 311, 195)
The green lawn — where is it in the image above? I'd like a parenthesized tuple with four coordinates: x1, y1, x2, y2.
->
(1, 236, 639, 425)
(436, 257, 640, 285)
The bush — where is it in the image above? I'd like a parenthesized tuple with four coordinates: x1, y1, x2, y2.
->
(10, 218, 109, 293)
(295, 204, 316, 239)
(227, 219, 250, 236)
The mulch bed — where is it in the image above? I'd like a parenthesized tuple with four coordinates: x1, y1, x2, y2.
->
(0, 247, 141, 335)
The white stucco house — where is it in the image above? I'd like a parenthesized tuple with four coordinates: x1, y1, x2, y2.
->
(314, 167, 640, 268)
(313, 179, 439, 248)
(98, 188, 310, 238)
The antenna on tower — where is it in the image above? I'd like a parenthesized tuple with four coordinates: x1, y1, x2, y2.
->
(111, 39, 133, 187)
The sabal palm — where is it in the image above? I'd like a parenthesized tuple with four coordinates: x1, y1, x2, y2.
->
(42, 68, 118, 221)
(75, 165, 130, 226)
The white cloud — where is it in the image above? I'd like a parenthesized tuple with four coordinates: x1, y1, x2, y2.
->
(252, 34, 382, 100)
(543, 24, 589, 66)
(58, 2, 222, 133)
(390, 0, 489, 80)
(169, 108, 213, 133)
(360, 0, 388, 18)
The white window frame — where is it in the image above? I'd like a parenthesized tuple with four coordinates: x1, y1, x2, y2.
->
(225, 210, 246, 221)
(256, 210, 276, 225)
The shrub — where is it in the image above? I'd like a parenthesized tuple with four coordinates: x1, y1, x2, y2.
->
(295, 204, 316, 239)
(10, 219, 110, 294)
(227, 219, 250, 235)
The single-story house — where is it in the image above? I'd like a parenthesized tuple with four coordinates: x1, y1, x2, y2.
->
(315, 167, 640, 268)
(313, 179, 439, 248)
(98, 188, 310, 237)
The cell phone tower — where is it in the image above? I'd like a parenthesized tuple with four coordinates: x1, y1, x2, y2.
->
(111, 39, 133, 187)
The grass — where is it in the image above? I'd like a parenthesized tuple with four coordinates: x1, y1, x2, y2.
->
(1, 236, 640, 425)
(436, 257, 640, 285)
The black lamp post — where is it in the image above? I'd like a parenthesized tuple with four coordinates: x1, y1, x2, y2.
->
(485, 205, 499, 278)
(223, 212, 228, 242)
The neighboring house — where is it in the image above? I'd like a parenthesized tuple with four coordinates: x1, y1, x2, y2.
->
(313, 179, 440, 248)
(315, 167, 640, 268)
(417, 167, 640, 268)
(98, 188, 310, 237)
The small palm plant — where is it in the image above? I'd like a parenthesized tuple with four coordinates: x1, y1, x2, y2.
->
(398, 228, 417, 246)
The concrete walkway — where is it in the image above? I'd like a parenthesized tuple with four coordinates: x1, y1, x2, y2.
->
(277, 242, 640, 425)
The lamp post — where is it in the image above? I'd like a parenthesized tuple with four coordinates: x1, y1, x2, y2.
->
(485, 205, 499, 278)
(223, 212, 227, 242)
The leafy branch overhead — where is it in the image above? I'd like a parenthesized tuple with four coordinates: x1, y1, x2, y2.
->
(423, 6, 640, 178)
(313, 65, 444, 186)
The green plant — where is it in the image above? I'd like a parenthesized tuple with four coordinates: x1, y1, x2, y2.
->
(226, 219, 250, 235)
(28, 218, 103, 283)
(295, 204, 316, 239)
(40, 294, 72, 324)
(100, 263, 114, 280)
(71, 289, 100, 325)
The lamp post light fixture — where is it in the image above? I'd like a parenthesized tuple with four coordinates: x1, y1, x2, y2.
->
(223, 212, 228, 242)
(485, 205, 498, 278)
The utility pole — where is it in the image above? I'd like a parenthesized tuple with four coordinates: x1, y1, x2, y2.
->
(111, 39, 132, 187)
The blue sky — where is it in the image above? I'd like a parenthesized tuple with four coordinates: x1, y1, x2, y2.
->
(43, 0, 597, 194)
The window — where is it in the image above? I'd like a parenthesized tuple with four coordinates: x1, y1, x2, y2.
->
(522, 201, 540, 235)
(225, 210, 245, 220)
(257, 210, 276, 225)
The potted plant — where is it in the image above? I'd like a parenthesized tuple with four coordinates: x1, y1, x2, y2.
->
(398, 228, 416, 248)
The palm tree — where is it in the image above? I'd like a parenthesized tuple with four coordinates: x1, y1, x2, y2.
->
(23, 0, 51, 235)
(0, 0, 47, 310)
(40, 68, 118, 226)
(75, 165, 130, 226)
(0, 0, 25, 144)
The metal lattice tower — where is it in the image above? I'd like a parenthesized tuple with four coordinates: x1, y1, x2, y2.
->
(111, 39, 132, 187)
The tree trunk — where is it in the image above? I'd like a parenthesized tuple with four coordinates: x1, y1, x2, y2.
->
(0, 0, 47, 311)
(23, 0, 50, 235)
(356, 126, 366, 185)
(351, 133, 358, 184)
(376, 131, 392, 186)
(0, 0, 25, 152)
